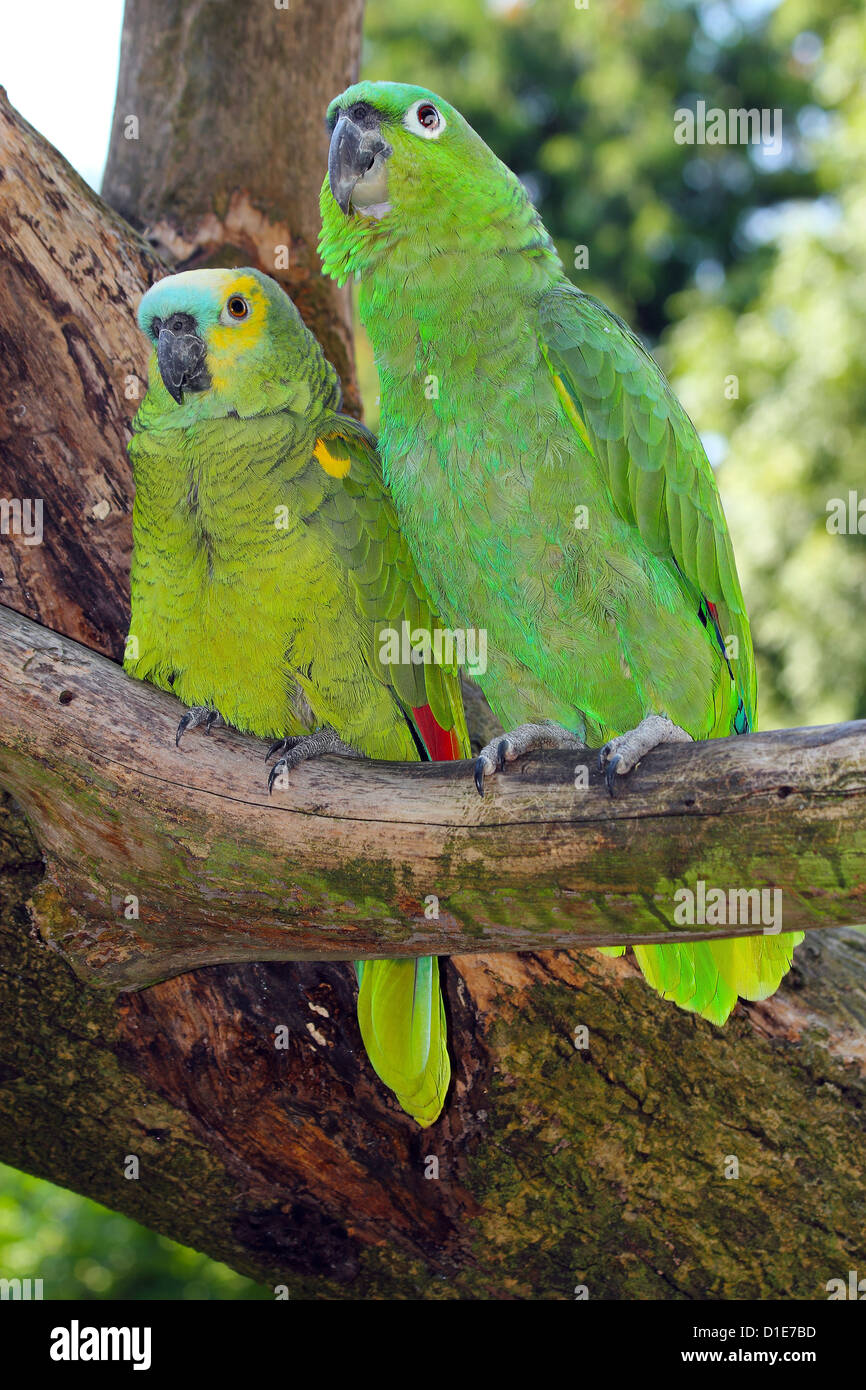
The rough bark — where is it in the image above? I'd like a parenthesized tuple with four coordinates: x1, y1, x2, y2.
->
(3, 788, 866, 1300)
(0, 86, 164, 659)
(101, 0, 363, 414)
(1, 604, 864, 991)
(2, 82, 866, 1300)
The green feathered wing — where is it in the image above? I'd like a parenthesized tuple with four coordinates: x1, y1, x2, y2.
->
(309, 419, 470, 1125)
(538, 282, 801, 1022)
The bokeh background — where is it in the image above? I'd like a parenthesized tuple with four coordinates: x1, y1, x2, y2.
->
(2, 0, 864, 1296)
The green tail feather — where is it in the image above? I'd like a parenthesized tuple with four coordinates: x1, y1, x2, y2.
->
(600, 934, 803, 1025)
(355, 957, 450, 1127)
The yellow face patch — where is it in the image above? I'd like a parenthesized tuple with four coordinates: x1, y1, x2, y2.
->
(314, 438, 351, 478)
(208, 274, 268, 390)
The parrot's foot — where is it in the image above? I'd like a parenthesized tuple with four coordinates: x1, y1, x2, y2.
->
(175, 706, 225, 747)
(266, 728, 362, 793)
(474, 721, 585, 796)
(598, 714, 692, 796)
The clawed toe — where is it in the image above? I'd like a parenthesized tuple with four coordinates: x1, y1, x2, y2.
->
(267, 757, 291, 794)
(265, 737, 302, 762)
(495, 738, 509, 774)
(599, 737, 636, 796)
(473, 754, 493, 797)
(176, 706, 224, 747)
(473, 722, 585, 797)
(602, 752, 622, 796)
(268, 743, 313, 793)
(266, 727, 362, 794)
(597, 715, 693, 796)
(474, 738, 511, 797)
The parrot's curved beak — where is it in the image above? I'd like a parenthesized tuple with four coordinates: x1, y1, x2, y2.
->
(155, 318, 210, 404)
(328, 115, 391, 216)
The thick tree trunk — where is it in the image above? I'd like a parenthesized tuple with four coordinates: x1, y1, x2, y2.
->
(2, 83, 866, 1300)
(101, 0, 363, 414)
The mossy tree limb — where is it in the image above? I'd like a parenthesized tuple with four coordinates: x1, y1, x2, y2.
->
(1, 603, 865, 991)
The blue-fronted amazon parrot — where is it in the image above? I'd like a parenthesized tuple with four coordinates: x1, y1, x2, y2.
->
(125, 266, 469, 1123)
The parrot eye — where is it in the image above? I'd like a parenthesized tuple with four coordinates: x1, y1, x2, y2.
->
(404, 100, 446, 140)
(226, 295, 250, 321)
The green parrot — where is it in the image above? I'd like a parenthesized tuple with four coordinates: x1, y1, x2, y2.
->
(124, 265, 470, 1125)
(318, 81, 801, 1025)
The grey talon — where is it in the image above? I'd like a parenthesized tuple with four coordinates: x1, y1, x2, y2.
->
(594, 716, 693, 788)
(474, 758, 487, 797)
(265, 729, 359, 793)
(176, 706, 223, 747)
(266, 737, 301, 762)
(604, 753, 622, 795)
(475, 722, 584, 796)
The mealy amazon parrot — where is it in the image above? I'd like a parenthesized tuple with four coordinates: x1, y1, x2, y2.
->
(318, 81, 801, 1025)
(125, 265, 470, 1124)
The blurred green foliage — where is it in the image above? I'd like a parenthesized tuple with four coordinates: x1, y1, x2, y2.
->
(4, 0, 863, 1300)
(359, 0, 866, 730)
(664, 7, 866, 728)
(0, 1165, 268, 1299)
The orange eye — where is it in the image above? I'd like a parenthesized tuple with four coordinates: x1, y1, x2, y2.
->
(226, 295, 249, 320)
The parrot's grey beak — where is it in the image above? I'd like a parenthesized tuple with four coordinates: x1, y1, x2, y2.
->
(328, 115, 391, 216)
(154, 316, 210, 404)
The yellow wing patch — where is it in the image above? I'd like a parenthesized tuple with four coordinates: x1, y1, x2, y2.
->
(314, 437, 351, 478)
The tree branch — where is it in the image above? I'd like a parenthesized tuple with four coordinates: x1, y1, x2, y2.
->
(1, 602, 863, 990)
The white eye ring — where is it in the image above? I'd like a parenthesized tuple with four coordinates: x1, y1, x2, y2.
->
(403, 99, 446, 140)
